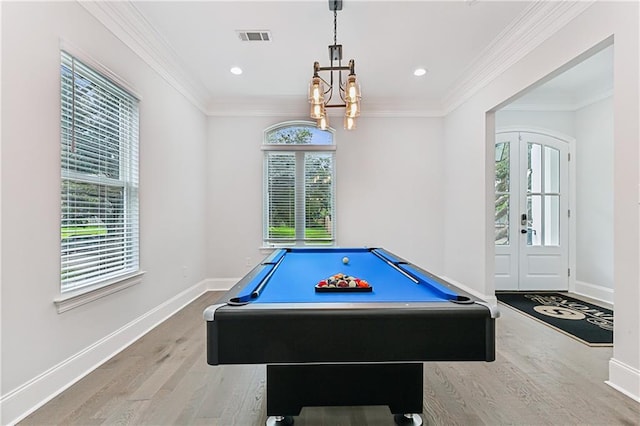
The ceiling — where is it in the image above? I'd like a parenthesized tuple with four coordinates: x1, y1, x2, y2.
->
(118, 1, 608, 115)
(506, 44, 613, 111)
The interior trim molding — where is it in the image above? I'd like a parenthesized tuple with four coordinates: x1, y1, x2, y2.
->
(606, 358, 640, 402)
(205, 98, 445, 118)
(442, 1, 595, 114)
(0, 280, 209, 426)
(79, 1, 209, 114)
(54, 271, 146, 314)
(205, 278, 237, 291)
(207, 107, 445, 118)
(573, 280, 614, 306)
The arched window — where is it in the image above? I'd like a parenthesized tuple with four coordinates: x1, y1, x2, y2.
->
(263, 121, 336, 246)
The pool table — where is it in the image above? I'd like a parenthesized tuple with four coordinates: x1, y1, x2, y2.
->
(204, 247, 498, 425)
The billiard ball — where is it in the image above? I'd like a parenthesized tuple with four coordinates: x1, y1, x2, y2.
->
(342, 257, 349, 264)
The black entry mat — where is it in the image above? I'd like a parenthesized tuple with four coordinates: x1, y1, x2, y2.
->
(497, 292, 613, 346)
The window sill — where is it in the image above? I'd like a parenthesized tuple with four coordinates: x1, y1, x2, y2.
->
(54, 271, 145, 313)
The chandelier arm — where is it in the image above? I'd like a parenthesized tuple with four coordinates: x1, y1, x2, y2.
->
(317, 75, 331, 87)
(316, 66, 351, 72)
(324, 80, 334, 104)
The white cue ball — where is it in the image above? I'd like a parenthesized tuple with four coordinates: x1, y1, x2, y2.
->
(342, 256, 349, 264)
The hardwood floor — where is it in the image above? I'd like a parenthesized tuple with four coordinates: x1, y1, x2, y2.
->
(20, 291, 640, 425)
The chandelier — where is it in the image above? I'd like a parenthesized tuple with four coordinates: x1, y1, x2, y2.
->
(308, 0, 361, 130)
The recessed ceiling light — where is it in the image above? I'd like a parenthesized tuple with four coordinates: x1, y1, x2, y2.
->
(230, 67, 243, 75)
(413, 68, 427, 77)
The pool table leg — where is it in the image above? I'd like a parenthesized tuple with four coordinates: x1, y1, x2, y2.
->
(265, 416, 294, 425)
(394, 413, 423, 425)
(266, 363, 423, 423)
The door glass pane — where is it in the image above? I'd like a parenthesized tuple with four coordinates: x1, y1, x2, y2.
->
(495, 142, 510, 191)
(526, 195, 542, 246)
(495, 194, 509, 245)
(495, 142, 510, 245)
(544, 195, 560, 245)
(527, 143, 542, 193)
(544, 146, 560, 193)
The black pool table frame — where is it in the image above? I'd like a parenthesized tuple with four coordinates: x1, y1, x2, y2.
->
(204, 248, 498, 425)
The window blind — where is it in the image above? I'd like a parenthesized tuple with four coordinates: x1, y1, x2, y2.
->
(60, 51, 139, 293)
(265, 152, 296, 242)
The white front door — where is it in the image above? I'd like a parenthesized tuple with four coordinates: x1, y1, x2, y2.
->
(495, 131, 569, 291)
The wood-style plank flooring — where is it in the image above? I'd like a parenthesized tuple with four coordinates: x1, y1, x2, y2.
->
(20, 291, 640, 425)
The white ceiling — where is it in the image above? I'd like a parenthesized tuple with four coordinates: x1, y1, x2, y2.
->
(119, 1, 608, 115)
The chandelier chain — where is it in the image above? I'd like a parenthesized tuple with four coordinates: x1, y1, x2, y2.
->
(333, 9, 337, 47)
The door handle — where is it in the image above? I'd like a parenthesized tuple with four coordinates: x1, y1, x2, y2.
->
(521, 213, 527, 225)
(521, 229, 528, 234)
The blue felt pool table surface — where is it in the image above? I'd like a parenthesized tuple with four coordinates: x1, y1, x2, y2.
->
(234, 247, 459, 304)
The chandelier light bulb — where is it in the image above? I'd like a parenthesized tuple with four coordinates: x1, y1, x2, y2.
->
(318, 115, 328, 130)
(345, 75, 360, 103)
(344, 116, 356, 130)
(308, 77, 325, 104)
(345, 100, 359, 118)
(310, 103, 324, 119)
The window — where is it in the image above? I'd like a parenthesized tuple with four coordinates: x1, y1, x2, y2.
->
(263, 122, 336, 246)
(60, 51, 139, 293)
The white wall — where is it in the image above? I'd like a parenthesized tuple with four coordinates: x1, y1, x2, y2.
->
(575, 97, 614, 293)
(207, 115, 445, 281)
(444, 1, 639, 400)
(0, 2, 208, 423)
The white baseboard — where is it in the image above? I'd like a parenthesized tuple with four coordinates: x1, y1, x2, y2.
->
(606, 357, 640, 402)
(574, 280, 614, 305)
(205, 277, 237, 291)
(0, 279, 209, 426)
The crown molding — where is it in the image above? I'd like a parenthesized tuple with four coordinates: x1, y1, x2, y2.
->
(79, 0, 209, 114)
(206, 97, 445, 118)
(442, 0, 595, 115)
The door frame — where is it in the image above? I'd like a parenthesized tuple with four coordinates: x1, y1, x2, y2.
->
(495, 126, 576, 292)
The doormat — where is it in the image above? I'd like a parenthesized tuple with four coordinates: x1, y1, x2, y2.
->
(497, 292, 613, 346)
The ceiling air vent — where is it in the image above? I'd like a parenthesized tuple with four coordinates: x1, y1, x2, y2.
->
(237, 30, 271, 42)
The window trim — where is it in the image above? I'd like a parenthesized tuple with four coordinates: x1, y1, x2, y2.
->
(54, 271, 145, 313)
